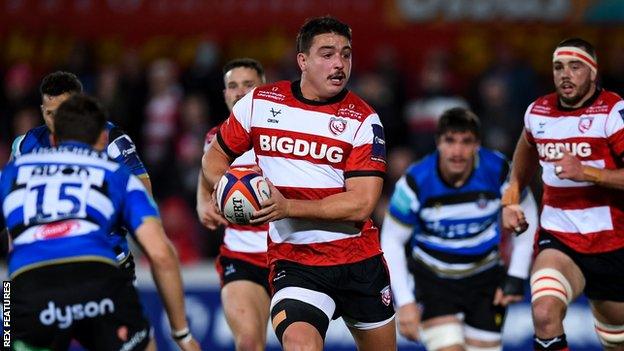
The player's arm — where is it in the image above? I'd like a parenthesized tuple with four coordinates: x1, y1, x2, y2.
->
(122, 176, 199, 350)
(202, 137, 235, 189)
(196, 169, 228, 229)
(107, 128, 153, 195)
(501, 131, 539, 233)
(252, 175, 381, 223)
(495, 189, 538, 306)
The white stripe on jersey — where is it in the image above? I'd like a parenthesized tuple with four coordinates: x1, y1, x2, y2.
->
(127, 175, 145, 192)
(15, 152, 119, 172)
(412, 246, 499, 278)
(269, 218, 360, 244)
(541, 205, 613, 234)
(415, 222, 498, 249)
(13, 219, 100, 245)
(250, 99, 368, 144)
(231, 149, 257, 167)
(529, 114, 609, 139)
(257, 155, 344, 188)
(420, 200, 500, 222)
(223, 227, 267, 253)
(3, 188, 24, 218)
(88, 189, 115, 218)
(541, 159, 604, 188)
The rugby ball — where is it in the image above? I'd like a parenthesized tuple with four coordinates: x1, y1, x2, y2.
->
(215, 167, 271, 225)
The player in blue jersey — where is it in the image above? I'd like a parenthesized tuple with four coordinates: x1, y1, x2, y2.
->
(381, 107, 538, 351)
(0, 95, 199, 351)
(10, 71, 151, 277)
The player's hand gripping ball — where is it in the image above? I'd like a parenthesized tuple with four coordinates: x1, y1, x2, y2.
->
(215, 167, 271, 225)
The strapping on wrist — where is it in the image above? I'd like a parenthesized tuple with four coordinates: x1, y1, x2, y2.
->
(501, 184, 520, 206)
(172, 327, 192, 343)
(582, 166, 604, 184)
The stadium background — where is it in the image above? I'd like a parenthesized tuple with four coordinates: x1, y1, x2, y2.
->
(1, 0, 623, 349)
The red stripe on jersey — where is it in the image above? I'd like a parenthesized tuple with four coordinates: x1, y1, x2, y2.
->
(219, 246, 268, 268)
(542, 184, 611, 209)
(533, 136, 611, 162)
(545, 224, 624, 253)
(278, 186, 344, 200)
(267, 219, 382, 266)
(608, 128, 624, 157)
(346, 144, 386, 173)
(525, 129, 536, 145)
(219, 115, 252, 156)
(229, 223, 269, 231)
(252, 127, 352, 169)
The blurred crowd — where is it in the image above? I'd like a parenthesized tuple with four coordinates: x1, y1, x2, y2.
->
(2, 40, 624, 264)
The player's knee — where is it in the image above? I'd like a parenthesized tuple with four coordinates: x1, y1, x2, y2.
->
(420, 323, 464, 351)
(530, 268, 573, 306)
(234, 333, 264, 351)
(281, 323, 323, 351)
(594, 319, 624, 348)
(271, 299, 329, 346)
(532, 297, 565, 332)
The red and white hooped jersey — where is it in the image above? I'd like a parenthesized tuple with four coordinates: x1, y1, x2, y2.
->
(204, 125, 268, 268)
(218, 80, 387, 266)
(524, 89, 624, 253)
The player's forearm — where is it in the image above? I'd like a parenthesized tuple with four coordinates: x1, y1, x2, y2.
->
(380, 215, 416, 307)
(286, 181, 382, 222)
(580, 166, 624, 190)
(505, 133, 539, 204)
(507, 191, 537, 279)
(150, 244, 190, 332)
(202, 141, 232, 189)
(196, 171, 211, 205)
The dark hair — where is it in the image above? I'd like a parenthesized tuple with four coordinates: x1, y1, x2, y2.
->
(222, 58, 266, 83)
(54, 95, 106, 145)
(296, 16, 352, 54)
(556, 38, 597, 62)
(436, 107, 481, 140)
(39, 71, 83, 97)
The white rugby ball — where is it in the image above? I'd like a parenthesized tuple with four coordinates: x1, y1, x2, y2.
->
(215, 167, 271, 225)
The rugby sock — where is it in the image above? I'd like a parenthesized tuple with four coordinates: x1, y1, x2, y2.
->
(534, 333, 568, 350)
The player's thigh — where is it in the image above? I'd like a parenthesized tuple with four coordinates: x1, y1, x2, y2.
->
(532, 248, 585, 299)
(221, 280, 271, 335)
(347, 318, 396, 351)
(591, 300, 624, 325)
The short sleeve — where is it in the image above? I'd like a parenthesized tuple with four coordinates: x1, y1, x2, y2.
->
(523, 102, 536, 145)
(605, 100, 624, 158)
(387, 175, 420, 226)
(107, 130, 148, 177)
(344, 113, 386, 178)
(217, 90, 255, 158)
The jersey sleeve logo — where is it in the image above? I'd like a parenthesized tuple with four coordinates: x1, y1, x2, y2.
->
(371, 124, 386, 164)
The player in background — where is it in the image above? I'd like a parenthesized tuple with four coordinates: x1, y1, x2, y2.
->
(10, 71, 151, 276)
(203, 16, 396, 351)
(381, 107, 538, 351)
(502, 38, 624, 351)
(0, 95, 199, 350)
(196, 58, 270, 351)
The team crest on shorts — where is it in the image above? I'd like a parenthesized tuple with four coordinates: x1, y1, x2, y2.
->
(329, 117, 347, 136)
(578, 116, 594, 133)
(380, 285, 392, 306)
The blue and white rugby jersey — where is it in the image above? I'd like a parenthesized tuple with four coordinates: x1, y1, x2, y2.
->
(0, 142, 159, 278)
(387, 147, 512, 278)
(11, 122, 147, 178)
(10, 122, 148, 258)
